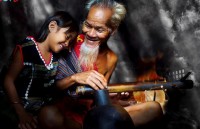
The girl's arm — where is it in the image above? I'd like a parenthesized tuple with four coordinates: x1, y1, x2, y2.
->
(4, 47, 37, 129)
(4, 47, 24, 113)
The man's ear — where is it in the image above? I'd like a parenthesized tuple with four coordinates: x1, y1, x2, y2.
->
(110, 28, 117, 35)
(48, 21, 58, 32)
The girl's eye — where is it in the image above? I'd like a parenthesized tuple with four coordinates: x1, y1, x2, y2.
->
(66, 36, 70, 40)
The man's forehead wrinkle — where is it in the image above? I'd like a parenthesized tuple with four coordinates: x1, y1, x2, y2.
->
(86, 20, 107, 28)
(87, 6, 113, 25)
(94, 10, 107, 20)
(87, 15, 108, 25)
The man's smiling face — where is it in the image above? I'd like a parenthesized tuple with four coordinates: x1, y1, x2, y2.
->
(82, 6, 113, 48)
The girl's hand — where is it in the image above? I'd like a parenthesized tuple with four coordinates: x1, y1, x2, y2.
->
(17, 110, 38, 129)
(12, 103, 38, 129)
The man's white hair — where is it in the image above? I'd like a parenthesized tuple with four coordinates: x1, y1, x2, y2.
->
(85, 0, 126, 29)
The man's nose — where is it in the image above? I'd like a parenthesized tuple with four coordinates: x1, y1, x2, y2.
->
(88, 28, 97, 37)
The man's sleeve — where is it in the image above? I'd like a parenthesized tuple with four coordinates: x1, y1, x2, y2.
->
(56, 57, 70, 80)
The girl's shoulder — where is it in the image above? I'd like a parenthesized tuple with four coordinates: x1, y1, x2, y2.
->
(17, 36, 36, 47)
(16, 36, 38, 61)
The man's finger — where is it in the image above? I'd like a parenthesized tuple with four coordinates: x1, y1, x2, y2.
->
(87, 79, 99, 90)
(91, 72, 107, 87)
(89, 76, 105, 89)
(92, 71, 107, 83)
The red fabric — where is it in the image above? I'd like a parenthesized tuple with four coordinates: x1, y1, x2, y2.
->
(74, 34, 84, 59)
(13, 45, 24, 67)
(56, 97, 93, 125)
(74, 34, 98, 71)
(56, 34, 99, 125)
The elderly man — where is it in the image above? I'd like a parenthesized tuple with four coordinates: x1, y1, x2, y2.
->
(54, 0, 163, 128)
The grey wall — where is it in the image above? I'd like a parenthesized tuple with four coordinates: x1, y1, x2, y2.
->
(0, 0, 200, 128)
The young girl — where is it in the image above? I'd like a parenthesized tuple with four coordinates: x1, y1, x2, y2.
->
(3, 11, 78, 129)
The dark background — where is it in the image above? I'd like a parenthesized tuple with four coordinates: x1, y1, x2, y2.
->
(0, 0, 200, 128)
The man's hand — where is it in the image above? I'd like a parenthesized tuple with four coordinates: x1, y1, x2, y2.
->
(109, 92, 135, 107)
(72, 70, 107, 90)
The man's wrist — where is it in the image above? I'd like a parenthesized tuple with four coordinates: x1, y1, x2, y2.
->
(70, 74, 76, 82)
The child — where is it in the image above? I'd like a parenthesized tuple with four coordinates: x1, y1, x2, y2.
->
(3, 11, 78, 129)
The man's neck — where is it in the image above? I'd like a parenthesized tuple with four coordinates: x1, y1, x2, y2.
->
(99, 43, 109, 53)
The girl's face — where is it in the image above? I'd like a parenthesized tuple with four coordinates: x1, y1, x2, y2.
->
(48, 21, 77, 53)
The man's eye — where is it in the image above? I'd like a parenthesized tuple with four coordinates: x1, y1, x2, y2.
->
(97, 29, 105, 33)
(85, 23, 92, 28)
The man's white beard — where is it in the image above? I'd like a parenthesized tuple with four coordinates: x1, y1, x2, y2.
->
(79, 42, 99, 70)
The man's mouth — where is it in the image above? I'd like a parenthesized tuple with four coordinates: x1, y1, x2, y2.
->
(85, 35, 99, 41)
(85, 35, 99, 48)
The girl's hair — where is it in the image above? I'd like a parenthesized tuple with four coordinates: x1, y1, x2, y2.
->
(35, 11, 78, 42)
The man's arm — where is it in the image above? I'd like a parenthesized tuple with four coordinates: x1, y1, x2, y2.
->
(56, 70, 107, 90)
(105, 50, 118, 82)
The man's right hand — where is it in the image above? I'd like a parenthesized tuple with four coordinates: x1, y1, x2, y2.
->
(71, 70, 107, 90)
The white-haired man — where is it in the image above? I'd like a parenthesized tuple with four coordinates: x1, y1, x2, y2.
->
(54, 0, 163, 128)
